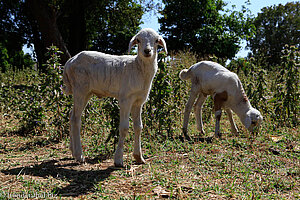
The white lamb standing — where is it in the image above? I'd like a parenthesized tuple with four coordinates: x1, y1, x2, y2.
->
(179, 61, 263, 140)
(62, 28, 167, 167)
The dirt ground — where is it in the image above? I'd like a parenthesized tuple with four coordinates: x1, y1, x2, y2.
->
(0, 135, 191, 199)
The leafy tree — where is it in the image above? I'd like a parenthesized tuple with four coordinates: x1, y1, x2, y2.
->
(0, 0, 34, 71)
(158, 0, 254, 59)
(0, 43, 10, 72)
(25, 0, 144, 66)
(0, 0, 145, 69)
(248, 2, 300, 67)
(25, 0, 72, 65)
(85, 0, 144, 54)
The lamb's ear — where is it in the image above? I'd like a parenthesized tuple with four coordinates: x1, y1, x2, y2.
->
(157, 36, 168, 54)
(128, 36, 138, 54)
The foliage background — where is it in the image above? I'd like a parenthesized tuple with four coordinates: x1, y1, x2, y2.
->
(1, 45, 298, 141)
(247, 2, 300, 67)
(0, 1, 299, 198)
(0, 0, 298, 154)
(159, 0, 255, 59)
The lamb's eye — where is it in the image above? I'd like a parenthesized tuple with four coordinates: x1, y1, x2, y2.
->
(136, 39, 140, 43)
(155, 39, 159, 43)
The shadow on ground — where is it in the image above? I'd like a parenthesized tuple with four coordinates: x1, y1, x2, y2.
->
(1, 156, 120, 197)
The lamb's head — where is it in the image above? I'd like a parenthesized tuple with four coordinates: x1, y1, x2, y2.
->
(243, 108, 263, 133)
(128, 28, 167, 60)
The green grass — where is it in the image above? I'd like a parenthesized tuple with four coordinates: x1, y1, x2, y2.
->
(1, 116, 299, 199)
(0, 51, 299, 199)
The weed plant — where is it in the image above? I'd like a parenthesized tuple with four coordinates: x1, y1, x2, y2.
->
(1, 45, 299, 139)
(0, 46, 299, 199)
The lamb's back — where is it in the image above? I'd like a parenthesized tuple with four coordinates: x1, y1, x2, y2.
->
(191, 61, 240, 95)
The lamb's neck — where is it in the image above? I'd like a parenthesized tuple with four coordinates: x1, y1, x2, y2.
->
(136, 55, 158, 78)
(230, 100, 252, 122)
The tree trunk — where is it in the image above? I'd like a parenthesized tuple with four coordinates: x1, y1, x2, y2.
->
(68, 0, 87, 56)
(26, 0, 71, 68)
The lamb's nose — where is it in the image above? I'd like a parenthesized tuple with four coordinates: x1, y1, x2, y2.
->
(144, 49, 151, 54)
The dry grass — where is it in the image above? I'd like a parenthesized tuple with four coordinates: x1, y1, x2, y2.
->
(1, 114, 299, 199)
(1, 52, 299, 199)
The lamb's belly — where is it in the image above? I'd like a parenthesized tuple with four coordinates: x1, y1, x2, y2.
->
(89, 76, 120, 97)
(91, 78, 119, 98)
(91, 89, 118, 99)
(201, 88, 215, 96)
(222, 102, 231, 109)
(201, 88, 233, 109)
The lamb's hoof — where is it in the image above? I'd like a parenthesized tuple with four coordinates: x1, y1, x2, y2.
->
(186, 136, 193, 144)
(182, 129, 192, 142)
(197, 129, 205, 135)
(114, 160, 124, 168)
(215, 132, 222, 138)
(234, 132, 240, 137)
(178, 135, 185, 142)
(185, 132, 192, 139)
(133, 154, 146, 165)
(194, 130, 205, 142)
(74, 155, 85, 163)
(205, 137, 214, 143)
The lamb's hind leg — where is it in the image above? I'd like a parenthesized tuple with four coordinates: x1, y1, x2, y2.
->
(194, 93, 207, 135)
(182, 89, 198, 141)
(69, 92, 92, 162)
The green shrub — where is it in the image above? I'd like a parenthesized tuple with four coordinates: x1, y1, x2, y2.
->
(272, 45, 299, 127)
(1, 47, 298, 140)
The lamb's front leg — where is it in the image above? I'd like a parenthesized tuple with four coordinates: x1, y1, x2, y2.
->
(69, 93, 91, 162)
(131, 104, 146, 164)
(114, 100, 132, 167)
(214, 109, 222, 138)
(225, 109, 239, 136)
(213, 92, 227, 138)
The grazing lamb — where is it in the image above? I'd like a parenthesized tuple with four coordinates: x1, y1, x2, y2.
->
(63, 28, 167, 167)
(179, 61, 263, 140)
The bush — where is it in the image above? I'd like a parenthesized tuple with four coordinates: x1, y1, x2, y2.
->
(0, 46, 72, 139)
(1, 47, 298, 141)
(272, 45, 299, 126)
(228, 45, 299, 128)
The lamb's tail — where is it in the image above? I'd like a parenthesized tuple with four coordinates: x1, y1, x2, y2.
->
(62, 64, 73, 95)
(179, 69, 192, 80)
